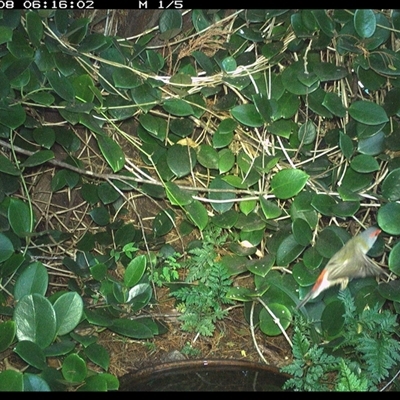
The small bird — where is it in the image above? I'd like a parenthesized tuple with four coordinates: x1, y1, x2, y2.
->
(297, 227, 389, 309)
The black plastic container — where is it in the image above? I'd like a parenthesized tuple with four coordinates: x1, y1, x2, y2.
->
(120, 359, 289, 391)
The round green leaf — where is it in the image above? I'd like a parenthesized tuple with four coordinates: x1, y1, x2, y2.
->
(381, 168, 400, 201)
(378, 202, 400, 235)
(298, 121, 316, 145)
(303, 246, 323, 269)
(96, 135, 125, 173)
(164, 181, 193, 206)
(281, 61, 319, 95)
(0, 321, 16, 353)
(322, 92, 346, 117)
(14, 340, 47, 370)
(259, 303, 292, 336)
(208, 177, 235, 213)
(110, 318, 154, 339)
(21, 150, 55, 168)
(331, 200, 360, 218)
(211, 209, 239, 228)
(389, 241, 400, 275)
(231, 104, 264, 127)
(348, 101, 388, 125)
(0, 103, 26, 129)
(90, 263, 107, 281)
(139, 114, 167, 141)
(167, 144, 197, 178)
(350, 154, 379, 173)
(184, 199, 208, 230)
(292, 262, 320, 286)
(222, 56, 237, 72)
(159, 10, 182, 40)
(8, 198, 32, 237)
(153, 209, 175, 237)
(292, 218, 312, 246)
(163, 99, 193, 116)
(197, 144, 218, 169)
(170, 118, 194, 137)
(354, 9, 376, 38)
(14, 293, 57, 349)
(246, 255, 275, 278)
(260, 196, 282, 219)
(378, 280, 400, 302)
(89, 207, 110, 226)
(127, 283, 152, 312)
(311, 193, 336, 216)
(53, 292, 84, 336)
(97, 182, 120, 205)
(0, 154, 20, 176)
(23, 374, 50, 392)
(46, 70, 75, 102)
(358, 131, 385, 156)
(14, 262, 48, 301)
(0, 370, 23, 391)
(321, 300, 345, 338)
(62, 353, 87, 383)
(276, 234, 306, 266)
(0, 233, 14, 262)
(218, 148, 235, 174)
(124, 255, 146, 288)
(33, 127, 55, 149)
(315, 228, 348, 259)
(84, 343, 110, 371)
(270, 169, 309, 199)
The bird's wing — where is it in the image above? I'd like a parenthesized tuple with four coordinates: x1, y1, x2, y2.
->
(351, 255, 390, 279)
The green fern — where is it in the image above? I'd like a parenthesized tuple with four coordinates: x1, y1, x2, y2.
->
(282, 290, 400, 391)
(170, 226, 234, 336)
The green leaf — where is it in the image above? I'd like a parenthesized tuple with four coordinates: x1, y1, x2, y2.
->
(109, 318, 154, 339)
(14, 341, 47, 370)
(197, 144, 219, 169)
(96, 134, 125, 173)
(350, 154, 380, 173)
(26, 11, 43, 47)
(389, 241, 400, 275)
(23, 374, 50, 392)
(381, 168, 400, 201)
(84, 343, 110, 371)
(14, 262, 48, 301)
(33, 126, 56, 149)
(321, 300, 345, 338)
(231, 104, 264, 127)
(378, 202, 400, 235)
(159, 10, 182, 40)
(0, 320, 16, 353)
(46, 70, 75, 102)
(298, 121, 316, 145)
(163, 99, 193, 116)
(97, 182, 119, 205)
(8, 197, 32, 237)
(184, 199, 208, 230)
(276, 234, 306, 266)
(62, 353, 87, 383)
(0, 103, 26, 129)
(378, 280, 400, 302)
(89, 207, 110, 226)
(259, 304, 292, 336)
(354, 9, 376, 38)
(218, 148, 235, 174)
(139, 113, 167, 141)
(209, 176, 235, 213)
(322, 92, 346, 117)
(21, 150, 55, 167)
(0, 154, 20, 176)
(259, 196, 282, 219)
(153, 208, 175, 237)
(0, 370, 23, 391)
(124, 255, 146, 288)
(292, 218, 312, 246)
(0, 233, 14, 263)
(0, 25, 13, 44)
(270, 169, 309, 199)
(53, 292, 83, 336)
(164, 181, 193, 206)
(167, 144, 196, 178)
(14, 293, 57, 349)
(348, 101, 388, 125)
